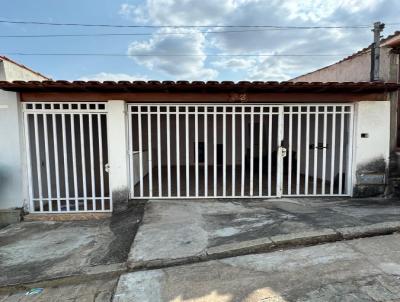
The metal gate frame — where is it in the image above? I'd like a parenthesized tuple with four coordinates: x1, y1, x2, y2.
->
(23, 102, 112, 213)
(127, 103, 354, 199)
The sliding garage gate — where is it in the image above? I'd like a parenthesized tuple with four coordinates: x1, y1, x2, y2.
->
(128, 104, 353, 199)
(23, 102, 111, 213)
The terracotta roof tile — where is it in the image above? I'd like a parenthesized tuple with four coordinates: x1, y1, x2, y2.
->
(0, 80, 398, 93)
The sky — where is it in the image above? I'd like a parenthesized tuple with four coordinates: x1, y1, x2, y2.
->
(0, 0, 399, 81)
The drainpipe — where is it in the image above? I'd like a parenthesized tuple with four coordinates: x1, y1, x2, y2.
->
(370, 21, 385, 81)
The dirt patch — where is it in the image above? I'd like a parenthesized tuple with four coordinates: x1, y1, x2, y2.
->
(91, 200, 146, 265)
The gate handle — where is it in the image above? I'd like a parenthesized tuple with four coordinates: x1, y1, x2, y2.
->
(105, 163, 110, 173)
(279, 146, 287, 158)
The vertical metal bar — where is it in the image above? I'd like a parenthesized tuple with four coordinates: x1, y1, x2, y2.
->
(268, 109, 272, 196)
(138, 107, 144, 197)
(148, 106, 153, 197)
(330, 106, 337, 195)
(232, 108, 236, 197)
(322, 106, 328, 195)
(305, 106, 310, 195)
(213, 107, 217, 197)
(288, 107, 293, 195)
(204, 108, 208, 197)
(277, 106, 284, 197)
(43, 114, 52, 211)
(185, 106, 190, 196)
(128, 109, 135, 198)
(240, 106, 246, 196)
(33, 114, 43, 211)
(313, 108, 319, 195)
(175, 107, 180, 197)
(258, 109, 264, 196)
(249, 107, 254, 196)
(346, 106, 354, 195)
(24, 112, 35, 212)
(195, 106, 199, 197)
(222, 107, 227, 197)
(241, 107, 245, 196)
(98, 114, 105, 210)
(79, 114, 86, 211)
(296, 109, 301, 195)
(89, 114, 96, 209)
(157, 106, 162, 197)
(51, 113, 60, 211)
(166, 106, 171, 197)
(250, 106, 254, 196)
(70, 115, 78, 211)
(62, 114, 70, 211)
(338, 108, 345, 194)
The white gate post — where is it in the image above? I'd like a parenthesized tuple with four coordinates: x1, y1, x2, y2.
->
(107, 100, 129, 208)
(0, 91, 27, 210)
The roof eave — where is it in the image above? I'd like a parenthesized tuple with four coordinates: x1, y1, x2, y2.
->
(0, 80, 398, 94)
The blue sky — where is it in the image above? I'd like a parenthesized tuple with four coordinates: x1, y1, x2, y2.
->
(1, 0, 399, 81)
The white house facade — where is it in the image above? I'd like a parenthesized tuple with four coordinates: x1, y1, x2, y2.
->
(0, 57, 48, 210)
(0, 80, 397, 215)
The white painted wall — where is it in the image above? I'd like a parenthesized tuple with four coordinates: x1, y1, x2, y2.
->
(353, 101, 391, 181)
(292, 47, 396, 82)
(0, 91, 27, 209)
(0, 58, 47, 209)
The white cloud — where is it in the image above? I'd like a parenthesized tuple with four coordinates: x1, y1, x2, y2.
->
(78, 72, 148, 82)
(212, 58, 256, 72)
(120, 0, 238, 25)
(118, 3, 149, 23)
(127, 29, 218, 79)
(118, 0, 399, 81)
(282, 0, 383, 21)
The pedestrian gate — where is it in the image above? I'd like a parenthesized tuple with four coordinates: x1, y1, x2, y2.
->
(128, 104, 353, 199)
(23, 102, 111, 213)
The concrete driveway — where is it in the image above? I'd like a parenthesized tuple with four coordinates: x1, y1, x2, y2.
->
(0, 203, 144, 287)
(116, 233, 400, 302)
(128, 197, 400, 268)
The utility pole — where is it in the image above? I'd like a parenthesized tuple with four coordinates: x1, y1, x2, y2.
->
(370, 21, 385, 81)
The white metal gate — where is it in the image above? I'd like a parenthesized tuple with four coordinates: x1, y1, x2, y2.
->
(23, 102, 111, 213)
(128, 104, 353, 199)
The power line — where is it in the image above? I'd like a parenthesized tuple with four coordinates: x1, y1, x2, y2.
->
(0, 28, 312, 38)
(0, 19, 373, 29)
(2, 52, 349, 57)
(2, 23, 400, 39)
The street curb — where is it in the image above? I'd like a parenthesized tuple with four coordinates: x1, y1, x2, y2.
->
(337, 221, 400, 240)
(127, 222, 400, 271)
(0, 263, 126, 294)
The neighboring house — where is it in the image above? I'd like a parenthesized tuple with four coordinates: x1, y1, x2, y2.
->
(0, 56, 49, 82)
(0, 56, 49, 210)
(292, 31, 400, 175)
(291, 31, 400, 83)
(0, 80, 398, 215)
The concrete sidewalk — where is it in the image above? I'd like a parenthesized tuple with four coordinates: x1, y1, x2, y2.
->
(0, 203, 144, 288)
(116, 234, 400, 302)
(128, 197, 400, 269)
